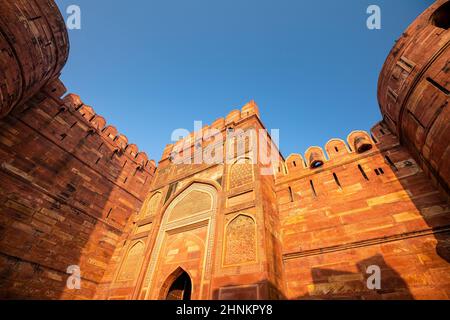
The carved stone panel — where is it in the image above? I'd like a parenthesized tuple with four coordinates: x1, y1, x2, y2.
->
(168, 190, 212, 222)
(229, 159, 254, 190)
(224, 215, 257, 266)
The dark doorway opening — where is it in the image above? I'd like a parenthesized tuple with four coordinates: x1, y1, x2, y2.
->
(166, 271, 192, 300)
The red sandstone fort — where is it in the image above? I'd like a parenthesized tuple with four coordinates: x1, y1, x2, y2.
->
(0, 0, 449, 300)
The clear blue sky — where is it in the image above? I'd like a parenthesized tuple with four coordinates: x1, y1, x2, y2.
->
(55, 0, 433, 161)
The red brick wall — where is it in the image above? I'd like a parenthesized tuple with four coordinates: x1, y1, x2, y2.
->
(0, 80, 155, 299)
(276, 124, 450, 299)
(0, 0, 448, 301)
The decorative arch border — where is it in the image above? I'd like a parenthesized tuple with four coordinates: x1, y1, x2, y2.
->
(114, 240, 146, 283)
(164, 186, 214, 224)
(141, 191, 163, 218)
(140, 180, 220, 300)
(221, 213, 258, 268)
(160, 179, 222, 217)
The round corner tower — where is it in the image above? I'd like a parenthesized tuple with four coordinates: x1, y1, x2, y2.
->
(0, 0, 69, 118)
(378, 0, 450, 193)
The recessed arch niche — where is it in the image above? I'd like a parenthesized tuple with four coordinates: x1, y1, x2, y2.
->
(223, 214, 257, 266)
(140, 182, 218, 300)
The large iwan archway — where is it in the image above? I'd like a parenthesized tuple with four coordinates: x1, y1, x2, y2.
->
(140, 182, 218, 300)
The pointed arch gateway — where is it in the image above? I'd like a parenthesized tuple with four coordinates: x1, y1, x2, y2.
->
(159, 267, 192, 300)
(140, 182, 219, 300)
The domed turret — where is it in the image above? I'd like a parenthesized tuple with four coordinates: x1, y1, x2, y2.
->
(0, 0, 69, 118)
(378, 0, 450, 192)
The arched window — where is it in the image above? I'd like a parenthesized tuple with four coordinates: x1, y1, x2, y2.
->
(354, 136, 373, 153)
(305, 147, 326, 169)
(348, 132, 373, 154)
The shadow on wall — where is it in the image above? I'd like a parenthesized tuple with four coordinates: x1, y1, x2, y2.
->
(291, 141, 450, 300)
(0, 86, 148, 299)
(378, 145, 450, 264)
(0, 92, 111, 299)
(435, 231, 450, 263)
(208, 256, 412, 300)
(295, 255, 413, 300)
(211, 280, 287, 300)
(290, 136, 450, 300)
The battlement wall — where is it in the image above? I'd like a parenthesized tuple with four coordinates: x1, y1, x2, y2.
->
(276, 127, 383, 180)
(276, 123, 450, 299)
(0, 79, 156, 299)
(159, 100, 261, 162)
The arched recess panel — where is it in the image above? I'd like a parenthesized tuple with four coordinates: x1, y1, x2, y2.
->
(224, 215, 257, 266)
(142, 192, 161, 218)
(167, 190, 212, 222)
(228, 158, 254, 190)
(141, 183, 218, 300)
(142, 192, 162, 217)
(117, 241, 145, 282)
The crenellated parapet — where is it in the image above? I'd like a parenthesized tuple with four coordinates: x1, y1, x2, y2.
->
(0, 0, 69, 118)
(279, 127, 397, 179)
(378, 0, 449, 194)
(6, 78, 158, 203)
(159, 100, 261, 162)
(61, 93, 157, 176)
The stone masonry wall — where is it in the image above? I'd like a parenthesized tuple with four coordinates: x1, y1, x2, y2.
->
(276, 124, 450, 299)
(0, 79, 155, 299)
(0, 0, 449, 301)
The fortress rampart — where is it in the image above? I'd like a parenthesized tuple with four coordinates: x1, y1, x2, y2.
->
(0, 0, 448, 300)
